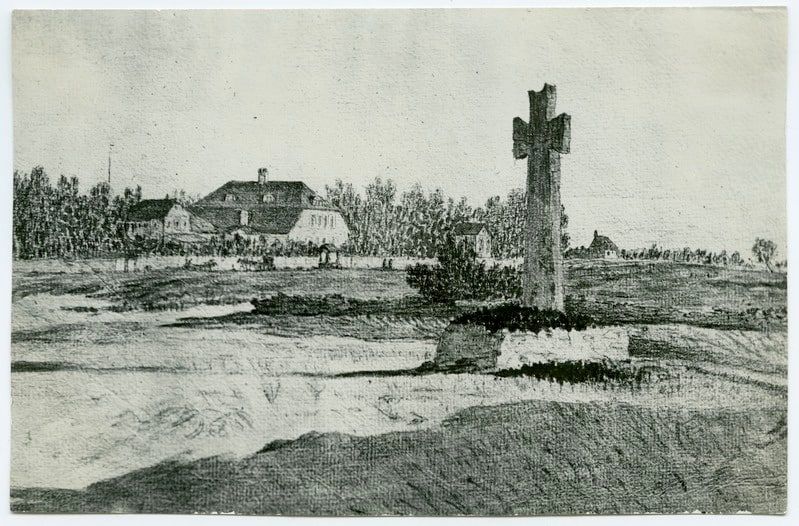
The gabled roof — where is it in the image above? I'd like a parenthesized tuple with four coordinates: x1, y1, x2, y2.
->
(589, 230, 619, 252)
(453, 222, 487, 236)
(127, 199, 179, 221)
(194, 180, 337, 210)
(188, 205, 305, 235)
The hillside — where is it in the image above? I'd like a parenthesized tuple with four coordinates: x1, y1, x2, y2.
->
(12, 400, 786, 515)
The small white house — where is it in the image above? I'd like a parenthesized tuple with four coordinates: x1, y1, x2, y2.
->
(453, 222, 493, 258)
(125, 199, 214, 243)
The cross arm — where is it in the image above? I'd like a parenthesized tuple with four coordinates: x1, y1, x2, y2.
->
(512, 117, 530, 159)
(549, 113, 571, 154)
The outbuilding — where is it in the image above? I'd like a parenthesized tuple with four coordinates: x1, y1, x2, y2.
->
(453, 222, 493, 258)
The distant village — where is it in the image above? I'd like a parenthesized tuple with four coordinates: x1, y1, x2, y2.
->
(12, 165, 783, 271)
(125, 167, 617, 259)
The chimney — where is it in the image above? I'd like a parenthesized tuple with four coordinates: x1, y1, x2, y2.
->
(594, 230, 598, 239)
(257, 167, 268, 185)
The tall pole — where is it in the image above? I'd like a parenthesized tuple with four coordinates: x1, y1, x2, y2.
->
(108, 143, 114, 187)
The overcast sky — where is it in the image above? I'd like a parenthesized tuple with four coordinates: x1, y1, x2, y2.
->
(12, 8, 787, 255)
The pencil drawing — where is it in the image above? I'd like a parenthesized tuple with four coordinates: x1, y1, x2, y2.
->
(10, 8, 787, 516)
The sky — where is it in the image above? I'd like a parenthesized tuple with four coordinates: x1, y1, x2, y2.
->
(12, 8, 787, 255)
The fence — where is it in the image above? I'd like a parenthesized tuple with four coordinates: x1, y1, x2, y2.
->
(14, 255, 518, 274)
(11, 255, 774, 275)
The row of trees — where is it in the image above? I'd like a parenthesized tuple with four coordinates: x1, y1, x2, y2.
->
(565, 244, 748, 265)
(566, 242, 784, 270)
(325, 178, 569, 258)
(12, 167, 782, 269)
(13, 167, 143, 259)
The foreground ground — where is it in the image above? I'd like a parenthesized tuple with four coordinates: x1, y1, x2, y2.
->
(10, 261, 788, 514)
(13, 401, 786, 515)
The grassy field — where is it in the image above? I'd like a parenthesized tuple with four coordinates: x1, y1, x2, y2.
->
(13, 260, 787, 329)
(10, 260, 788, 514)
(13, 268, 415, 306)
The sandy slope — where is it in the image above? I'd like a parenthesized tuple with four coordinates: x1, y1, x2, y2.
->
(13, 400, 786, 515)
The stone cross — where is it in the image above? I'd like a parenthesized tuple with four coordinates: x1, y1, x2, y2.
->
(513, 84, 571, 311)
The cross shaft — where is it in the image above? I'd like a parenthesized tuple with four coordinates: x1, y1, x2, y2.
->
(512, 84, 571, 311)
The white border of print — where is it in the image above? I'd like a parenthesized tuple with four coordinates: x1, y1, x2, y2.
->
(0, 1, 795, 525)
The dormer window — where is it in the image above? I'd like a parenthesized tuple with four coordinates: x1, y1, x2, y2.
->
(239, 210, 249, 226)
(262, 194, 275, 203)
(225, 194, 236, 202)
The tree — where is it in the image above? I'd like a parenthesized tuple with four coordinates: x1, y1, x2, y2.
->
(13, 167, 146, 259)
(326, 178, 571, 259)
(752, 238, 777, 272)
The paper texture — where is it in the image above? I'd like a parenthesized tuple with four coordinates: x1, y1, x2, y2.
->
(10, 8, 787, 515)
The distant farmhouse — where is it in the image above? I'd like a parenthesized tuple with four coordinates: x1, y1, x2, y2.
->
(453, 222, 492, 258)
(190, 168, 349, 247)
(125, 198, 215, 244)
(588, 230, 619, 259)
(565, 230, 620, 259)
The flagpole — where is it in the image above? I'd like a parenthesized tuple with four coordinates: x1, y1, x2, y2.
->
(108, 142, 114, 187)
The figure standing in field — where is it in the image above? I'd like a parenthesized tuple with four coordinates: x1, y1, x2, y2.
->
(513, 84, 571, 311)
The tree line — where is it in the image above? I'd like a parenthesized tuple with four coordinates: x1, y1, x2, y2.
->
(12, 167, 781, 270)
(325, 178, 569, 258)
(566, 241, 785, 270)
(13, 167, 142, 259)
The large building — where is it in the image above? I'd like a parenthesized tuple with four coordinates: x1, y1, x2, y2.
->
(190, 168, 350, 247)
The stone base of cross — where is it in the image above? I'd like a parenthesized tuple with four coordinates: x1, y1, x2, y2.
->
(513, 84, 571, 311)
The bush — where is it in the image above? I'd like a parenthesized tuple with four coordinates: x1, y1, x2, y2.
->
(250, 293, 460, 318)
(405, 237, 521, 302)
(494, 359, 666, 387)
(451, 303, 593, 333)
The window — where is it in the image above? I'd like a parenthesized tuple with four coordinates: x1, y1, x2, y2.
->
(324, 215, 328, 228)
(240, 210, 249, 226)
(263, 194, 275, 203)
(225, 194, 236, 202)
